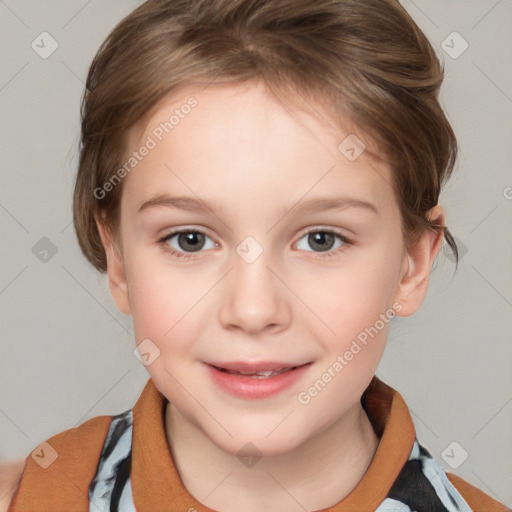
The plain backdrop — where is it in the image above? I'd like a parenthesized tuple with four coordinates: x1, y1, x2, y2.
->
(0, 0, 511, 506)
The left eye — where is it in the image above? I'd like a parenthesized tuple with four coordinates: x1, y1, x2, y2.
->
(296, 229, 349, 255)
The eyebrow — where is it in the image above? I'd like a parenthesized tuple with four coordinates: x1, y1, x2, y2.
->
(137, 194, 379, 216)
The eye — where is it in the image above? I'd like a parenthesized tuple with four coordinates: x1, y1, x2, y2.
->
(295, 228, 351, 259)
(158, 229, 217, 260)
(157, 227, 352, 260)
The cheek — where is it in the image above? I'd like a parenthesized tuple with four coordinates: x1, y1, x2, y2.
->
(293, 255, 399, 419)
(124, 248, 212, 354)
(304, 246, 402, 347)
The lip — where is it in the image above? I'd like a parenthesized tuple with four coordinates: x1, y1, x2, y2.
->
(206, 360, 308, 373)
(204, 361, 313, 399)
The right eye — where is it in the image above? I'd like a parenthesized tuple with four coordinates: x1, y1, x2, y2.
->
(158, 229, 218, 259)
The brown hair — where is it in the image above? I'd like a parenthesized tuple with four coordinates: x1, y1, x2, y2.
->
(73, 0, 459, 272)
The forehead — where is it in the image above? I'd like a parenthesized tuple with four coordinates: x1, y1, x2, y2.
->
(122, 81, 396, 214)
(133, 80, 363, 162)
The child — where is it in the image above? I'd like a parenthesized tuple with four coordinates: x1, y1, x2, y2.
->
(3, 0, 510, 511)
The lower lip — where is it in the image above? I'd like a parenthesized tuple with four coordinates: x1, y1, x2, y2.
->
(204, 363, 312, 399)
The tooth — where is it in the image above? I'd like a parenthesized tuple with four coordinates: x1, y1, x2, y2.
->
(221, 366, 296, 377)
(255, 370, 275, 377)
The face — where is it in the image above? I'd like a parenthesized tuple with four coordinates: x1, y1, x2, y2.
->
(99, 80, 443, 457)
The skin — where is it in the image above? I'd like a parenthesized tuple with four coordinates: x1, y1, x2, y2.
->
(0, 458, 25, 512)
(96, 80, 445, 512)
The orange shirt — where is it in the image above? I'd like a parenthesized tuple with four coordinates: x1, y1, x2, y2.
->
(8, 376, 511, 511)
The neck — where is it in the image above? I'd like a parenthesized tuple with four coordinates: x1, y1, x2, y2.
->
(165, 400, 380, 512)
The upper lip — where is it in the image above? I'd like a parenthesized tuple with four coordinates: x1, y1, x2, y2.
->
(206, 361, 311, 372)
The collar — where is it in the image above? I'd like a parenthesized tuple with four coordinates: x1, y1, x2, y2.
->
(131, 375, 416, 511)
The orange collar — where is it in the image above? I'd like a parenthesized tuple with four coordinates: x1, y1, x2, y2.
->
(131, 375, 416, 511)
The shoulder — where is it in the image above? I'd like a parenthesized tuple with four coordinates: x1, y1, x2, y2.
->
(6, 413, 114, 511)
(383, 438, 510, 512)
(446, 472, 511, 512)
(0, 459, 26, 512)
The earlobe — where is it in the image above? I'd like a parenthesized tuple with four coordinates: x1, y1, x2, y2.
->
(393, 205, 446, 317)
(95, 214, 131, 315)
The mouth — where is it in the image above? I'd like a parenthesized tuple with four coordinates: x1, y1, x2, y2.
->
(210, 365, 302, 379)
(206, 360, 312, 378)
(204, 361, 313, 399)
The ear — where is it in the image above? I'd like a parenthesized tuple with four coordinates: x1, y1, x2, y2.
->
(393, 205, 446, 317)
(95, 214, 131, 315)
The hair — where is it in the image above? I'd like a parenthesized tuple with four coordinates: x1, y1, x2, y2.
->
(73, 0, 459, 272)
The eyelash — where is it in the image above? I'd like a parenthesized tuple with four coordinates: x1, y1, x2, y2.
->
(157, 227, 352, 261)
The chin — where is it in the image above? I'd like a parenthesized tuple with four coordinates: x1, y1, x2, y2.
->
(208, 423, 308, 459)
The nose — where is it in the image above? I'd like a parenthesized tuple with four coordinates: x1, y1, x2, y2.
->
(218, 245, 290, 335)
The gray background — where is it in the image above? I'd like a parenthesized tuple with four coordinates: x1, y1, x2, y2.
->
(0, 0, 511, 506)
